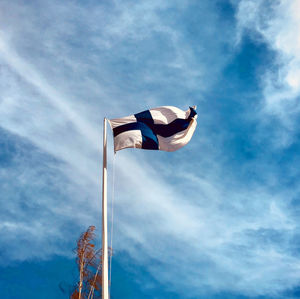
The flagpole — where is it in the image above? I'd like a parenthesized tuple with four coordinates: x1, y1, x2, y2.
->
(102, 117, 109, 299)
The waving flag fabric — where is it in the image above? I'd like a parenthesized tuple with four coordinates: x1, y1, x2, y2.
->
(108, 106, 197, 152)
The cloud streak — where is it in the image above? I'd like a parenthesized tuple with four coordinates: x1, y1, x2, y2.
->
(236, 0, 300, 148)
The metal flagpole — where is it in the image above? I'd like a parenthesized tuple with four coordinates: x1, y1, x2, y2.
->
(102, 118, 109, 299)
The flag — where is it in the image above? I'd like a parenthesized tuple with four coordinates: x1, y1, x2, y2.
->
(108, 106, 197, 152)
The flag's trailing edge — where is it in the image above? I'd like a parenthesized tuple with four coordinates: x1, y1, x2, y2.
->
(108, 106, 197, 152)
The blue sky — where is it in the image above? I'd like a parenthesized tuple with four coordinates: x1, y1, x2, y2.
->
(1, 0, 300, 298)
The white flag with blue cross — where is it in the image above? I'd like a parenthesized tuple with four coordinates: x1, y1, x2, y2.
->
(108, 106, 197, 152)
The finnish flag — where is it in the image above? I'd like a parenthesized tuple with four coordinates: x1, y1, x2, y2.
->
(108, 106, 197, 152)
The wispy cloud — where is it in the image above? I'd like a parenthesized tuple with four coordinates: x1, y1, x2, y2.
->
(236, 0, 300, 147)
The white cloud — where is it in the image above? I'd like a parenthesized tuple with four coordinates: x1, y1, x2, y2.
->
(111, 152, 300, 297)
(236, 0, 300, 119)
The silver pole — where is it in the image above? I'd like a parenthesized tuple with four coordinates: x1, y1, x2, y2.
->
(102, 118, 109, 299)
